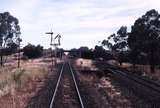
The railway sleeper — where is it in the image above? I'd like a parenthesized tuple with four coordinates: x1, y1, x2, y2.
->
(110, 71, 160, 105)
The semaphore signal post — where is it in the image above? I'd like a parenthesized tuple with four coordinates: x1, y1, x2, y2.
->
(45, 29, 61, 70)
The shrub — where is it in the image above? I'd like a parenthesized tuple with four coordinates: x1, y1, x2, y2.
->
(23, 44, 43, 59)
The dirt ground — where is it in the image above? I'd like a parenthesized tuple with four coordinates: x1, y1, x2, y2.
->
(73, 58, 156, 108)
(76, 58, 160, 82)
(0, 57, 158, 108)
(121, 64, 160, 81)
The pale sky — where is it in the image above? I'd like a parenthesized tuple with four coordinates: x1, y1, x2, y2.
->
(0, 0, 160, 49)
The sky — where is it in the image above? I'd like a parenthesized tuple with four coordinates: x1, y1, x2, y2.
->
(0, 0, 160, 49)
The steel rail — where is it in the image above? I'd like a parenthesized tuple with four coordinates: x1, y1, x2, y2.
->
(69, 62, 85, 108)
(49, 63, 65, 108)
(108, 68, 160, 93)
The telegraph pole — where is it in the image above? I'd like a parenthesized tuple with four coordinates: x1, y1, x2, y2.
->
(18, 40, 21, 68)
(17, 33, 21, 68)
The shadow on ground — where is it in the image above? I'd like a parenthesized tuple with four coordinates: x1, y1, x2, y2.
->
(26, 64, 62, 108)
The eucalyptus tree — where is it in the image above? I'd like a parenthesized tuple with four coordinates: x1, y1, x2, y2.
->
(102, 26, 128, 65)
(0, 12, 21, 66)
(128, 9, 160, 73)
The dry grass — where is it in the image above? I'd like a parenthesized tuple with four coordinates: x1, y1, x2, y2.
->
(0, 58, 50, 94)
(0, 57, 52, 108)
(75, 58, 98, 70)
(119, 63, 160, 81)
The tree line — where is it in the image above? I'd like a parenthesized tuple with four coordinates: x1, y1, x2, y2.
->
(102, 9, 160, 73)
(1, 9, 160, 73)
(68, 9, 160, 73)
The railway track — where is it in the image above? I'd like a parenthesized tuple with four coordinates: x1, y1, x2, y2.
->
(104, 63, 160, 88)
(95, 61, 160, 104)
(49, 61, 84, 108)
(109, 68, 160, 92)
(106, 68, 160, 104)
